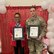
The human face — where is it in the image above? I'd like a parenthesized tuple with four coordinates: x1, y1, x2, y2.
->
(30, 8, 36, 17)
(14, 14, 20, 23)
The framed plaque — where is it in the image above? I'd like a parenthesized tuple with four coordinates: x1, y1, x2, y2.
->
(28, 25, 40, 38)
(13, 27, 24, 40)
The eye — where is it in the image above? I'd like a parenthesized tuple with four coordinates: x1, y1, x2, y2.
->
(15, 17, 20, 18)
(30, 11, 32, 12)
(33, 10, 35, 12)
(30, 10, 35, 12)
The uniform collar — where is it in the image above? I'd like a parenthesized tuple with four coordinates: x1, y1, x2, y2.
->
(15, 22, 21, 27)
(31, 15, 38, 20)
(32, 15, 37, 18)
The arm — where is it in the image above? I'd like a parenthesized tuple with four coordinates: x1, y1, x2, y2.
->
(8, 22, 14, 41)
(38, 17, 47, 40)
(26, 19, 29, 39)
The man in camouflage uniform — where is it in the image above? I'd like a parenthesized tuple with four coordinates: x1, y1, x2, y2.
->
(26, 6, 47, 54)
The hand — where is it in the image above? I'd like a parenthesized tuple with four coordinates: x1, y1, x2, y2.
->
(37, 36, 42, 40)
(11, 35, 15, 41)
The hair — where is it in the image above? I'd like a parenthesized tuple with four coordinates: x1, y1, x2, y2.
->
(14, 13, 21, 17)
(30, 6, 36, 9)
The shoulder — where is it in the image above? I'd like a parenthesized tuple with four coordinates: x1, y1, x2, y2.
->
(26, 17, 31, 23)
(26, 18, 30, 22)
(37, 16, 45, 22)
(20, 21, 25, 27)
(8, 21, 16, 27)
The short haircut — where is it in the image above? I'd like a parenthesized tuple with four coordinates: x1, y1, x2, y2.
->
(30, 6, 36, 9)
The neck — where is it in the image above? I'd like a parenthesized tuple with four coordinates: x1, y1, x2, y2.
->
(32, 15, 37, 20)
(16, 21, 20, 24)
(34, 15, 37, 18)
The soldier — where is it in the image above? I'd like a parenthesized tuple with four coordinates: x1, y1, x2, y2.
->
(26, 6, 47, 54)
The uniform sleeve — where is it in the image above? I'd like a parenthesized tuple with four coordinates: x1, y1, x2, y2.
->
(8, 22, 13, 38)
(26, 19, 28, 28)
(26, 19, 30, 39)
(22, 21, 27, 39)
(39, 17, 47, 37)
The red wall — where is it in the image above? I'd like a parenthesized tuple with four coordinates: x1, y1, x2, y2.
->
(0, 6, 48, 54)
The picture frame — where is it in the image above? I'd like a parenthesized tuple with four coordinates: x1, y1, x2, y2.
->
(28, 25, 40, 38)
(13, 27, 24, 40)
